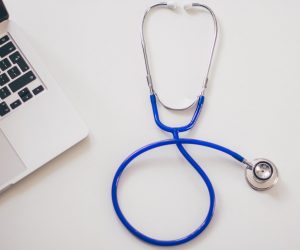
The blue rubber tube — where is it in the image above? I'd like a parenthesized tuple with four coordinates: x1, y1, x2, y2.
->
(111, 95, 245, 246)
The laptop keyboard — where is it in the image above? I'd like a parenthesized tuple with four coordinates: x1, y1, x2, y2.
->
(0, 33, 45, 118)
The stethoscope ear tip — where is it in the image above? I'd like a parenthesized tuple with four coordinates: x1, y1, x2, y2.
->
(183, 3, 194, 10)
(165, 2, 195, 11)
(245, 158, 279, 191)
(166, 1, 177, 10)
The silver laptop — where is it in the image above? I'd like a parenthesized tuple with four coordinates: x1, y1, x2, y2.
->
(0, 1, 88, 193)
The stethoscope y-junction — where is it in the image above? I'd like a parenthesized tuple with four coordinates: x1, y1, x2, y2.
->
(112, 2, 279, 247)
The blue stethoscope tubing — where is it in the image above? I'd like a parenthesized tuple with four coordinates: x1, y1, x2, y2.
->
(112, 94, 245, 246)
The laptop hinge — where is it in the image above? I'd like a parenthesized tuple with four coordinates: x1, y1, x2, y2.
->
(0, 1, 9, 23)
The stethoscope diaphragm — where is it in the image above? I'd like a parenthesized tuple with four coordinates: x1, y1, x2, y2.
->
(245, 158, 279, 191)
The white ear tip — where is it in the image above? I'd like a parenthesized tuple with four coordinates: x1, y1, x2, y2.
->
(184, 3, 194, 10)
(166, 1, 177, 9)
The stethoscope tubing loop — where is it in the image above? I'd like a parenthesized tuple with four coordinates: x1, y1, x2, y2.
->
(112, 137, 244, 246)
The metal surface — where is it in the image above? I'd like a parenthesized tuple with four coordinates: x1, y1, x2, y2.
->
(254, 161, 273, 180)
(245, 158, 279, 191)
(141, 2, 218, 110)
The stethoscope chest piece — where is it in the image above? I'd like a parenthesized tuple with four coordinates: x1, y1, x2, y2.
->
(245, 158, 279, 191)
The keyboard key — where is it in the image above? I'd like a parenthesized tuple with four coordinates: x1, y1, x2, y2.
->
(0, 42, 16, 57)
(18, 88, 33, 102)
(0, 101, 10, 116)
(0, 73, 9, 86)
(0, 58, 11, 71)
(9, 71, 36, 92)
(0, 86, 11, 99)
(7, 66, 21, 79)
(0, 35, 9, 45)
(10, 99, 22, 109)
(9, 51, 29, 72)
(32, 85, 44, 95)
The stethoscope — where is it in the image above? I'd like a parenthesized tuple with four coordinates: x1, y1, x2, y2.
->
(112, 2, 279, 247)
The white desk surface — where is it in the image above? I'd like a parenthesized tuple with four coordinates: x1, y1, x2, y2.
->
(1, 0, 299, 249)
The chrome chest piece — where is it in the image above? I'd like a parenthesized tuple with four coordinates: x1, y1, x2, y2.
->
(244, 158, 279, 191)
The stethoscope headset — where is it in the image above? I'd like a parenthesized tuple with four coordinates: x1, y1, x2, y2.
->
(111, 2, 279, 247)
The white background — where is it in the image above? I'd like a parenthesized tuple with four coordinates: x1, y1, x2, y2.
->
(0, 0, 300, 249)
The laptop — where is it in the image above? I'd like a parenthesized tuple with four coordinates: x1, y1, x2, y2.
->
(0, 1, 88, 193)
